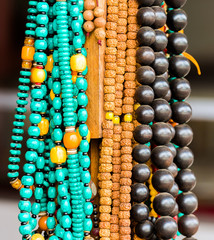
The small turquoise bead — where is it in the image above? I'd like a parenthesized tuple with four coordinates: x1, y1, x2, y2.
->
(61, 199, 72, 213)
(21, 175, 34, 186)
(37, 2, 49, 13)
(47, 201, 56, 214)
(79, 124, 88, 137)
(35, 27, 48, 38)
(78, 0, 84, 11)
(29, 113, 42, 124)
(25, 151, 38, 162)
(55, 224, 65, 238)
(77, 93, 88, 107)
(63, 231, 72, 240)
(34, 52, 47, 65)
(26, 138, 39, 150)
(32, 202, 41, 215)
(70, 5, 79, 17)
(34, 187, 43, 200)
(28, 126, 40, 137)
(78, 108, 88, 122)
(36, 14, 49, 25)
(58, 184, 68, 197)
(53, 81, 61, 94)
(36, 156, 45, 169)
(84, 202, 93, 215)
(20, 188, 33, 199)
(31, 88, 44, 99)
(19, 224, 31, 236)
(37, 141, 45, 154)
(30, 101, 43, 112)
(52, 128, 63, 141)
(9, 157, 20, 163)
(73, 36, 82, 49)
(29, 217, 37, 229)
(47, 216, 56, 229)
(79, 140, 89, 152)
(82, 66, 88, 75)
(18, 212, 31, 222)
(34, 39, 47, 50)
(48, 171, 56, 184)
(25, 29, 35, 36)
(55, 169, 65, 182)
(81, 48, 87, 57)
(35, 172, 44, 185)
(61, 215, 72, 228)
(81, 171, 91, 184)
(23, 163, 36, 174)
(83, 186, 92, 199)
(53, 113, 62, 125)
(52, 66, 60, 79)
(72, 20, 81, 33)
(7, 172, 19, 178)
(84, 218, 92, 232)
(76, 77, 87, 91)
(18, 200, 31, 212)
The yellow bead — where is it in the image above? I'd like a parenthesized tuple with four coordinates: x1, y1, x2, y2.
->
(45, 55, 53, 72)
(124, 114, 132, 122)
(38, 118, 49, 136)
(105, 112, 114, 120)
(21, 46, 35, 61)
(50, 146, 67, 164)
(134, 103, 140, 111)
(10, 178, 22, 190)
(70, 54, 87, 72)
(31, 234, 44, 240)
(72, 75, 77, 83)
(30, 68, 46, 84)
(113, 116, 120, 125)
(50, 89, 55, 100)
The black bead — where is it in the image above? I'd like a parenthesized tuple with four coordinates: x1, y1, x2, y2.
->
(152, 0, 163, 6)
(131, 183, 149, 203)
(167, 9, 187, 32)
(135, 85, 154, 105)
(136, 46, 155, 65)
(152, 77, 169, 98)
(170, 78, 191, 101)
(155, 216, 178, 239)
(168, 182, 179, 197)
(172, 124, 193, 147)
(134, 125, 153, 144)
(167, 32, 188, 54)
(178, 214, 199, 237)
(137, 0, 155, 6)
(174, 147, 194, 169)
(151, 145, 173, 169)
(169, 55, 190, 78)
(163, 89, 172, 102)
(136, 105, 154, 124)
(165, 0, 187, 8)
(177, 192, 198, 214)
(153, 193, 176, 216)
(135, 220, 154, 239)
(171, 101, 192, 124)
(131, 203, 149, 222)
(152, 122, 173, 145)
(151, 52, 169, 76)
(151, 29, 168, 52)
(133, 164, 151, 183)
(151, 99, 172, 122)
(152, 169, 174, 192)
(175, 169, 196, 192)
(165, 142, 177, 158)
(137, 27, 156, 46)
(136, 66, 156, 85)
(137, 7, 156, 26)
(152, 6, 167, 29)
(132, 144, 151, 163)
(169, 203, 179, 217)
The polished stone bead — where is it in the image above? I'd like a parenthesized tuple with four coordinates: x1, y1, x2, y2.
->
(133, 125, 153, 144)
(155, 216, 178, 239)
(137, 27, 156, 46)
(175, 169, 196, 192)
(151, 29, 168, 52)
(172, 124, 193, 147)
(151, 145, 173, 169)
(152, 122, 173, 145)
(136, 66, 156, 85)
(168, 32, 188, 54)
(152, 99, 172, 122)
(169, 55, 190, 78)
(170, 78, 191, 101)
(177, 192, 198, 214)
(167, 9, 187, 32)
(137, 7, 156, 26)
(167, 163, 178, 178)
(178, 214, 199, 237)
(151, 52, 169, 75)
(135, 220, 154, 239)
(174, 147, 194, 169)
(152, 76, 169, 98)
(165, 0, 187, 8)
(152, 6, 167, 29)
(153, 193, 176, 216)
(136, 105, 154, 124)
(152, 169, 174, 192)
(136, 46, 155, 65)
(132, 144, 151, 163)
(131, 203, 149, 222)
(132, 164, 151, 183)
(131, 183, 149, 203)
(135, 85, 154, 105)
(171, 101, 192, 124)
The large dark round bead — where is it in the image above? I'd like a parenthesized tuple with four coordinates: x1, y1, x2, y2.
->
(152, 6, 167, 29)
(167, 32, 188, 54)
(151, 30, 168, 52)
(153, 0, 163, 6)
(152, 122, 173, 145)
(167, 163, 178, 178)
(177, 192, 198, 214)
(132, 144, 151, 163)
(167, 9, 187, 32)
(136, 46, 155, 65)
(131, 183, 149, 203)
(152, 169, 174, 192)
(137, 7, 156, 26)
(163, 89, 172, 102)
(170, 203, 179, 217)
(175, 169, 196, 192)
(175, 147, 194, 169)
(155, 216, 178, 239)
(133, 164, 151, 183)
(151, 52, 169, 76)
(137, 0, 155, 6)
(131, 203, 149, 222)
(169, 55, 190, 78)
(152, 99, 172, 122)
(136, 105, 154, 124)
(171, 101, 192, 124)
(151, 146, 173, 169)
(166, 123, 176, 140)
(137, 27, 156, 46)
(165, 142, 177, 158)
(178, 214, 199, 237)
(152, 77, 169, 98)
(135, 85, 154, 105)
(134, 125, 153, 144)
(168, 182, 179, 197)
(170, 78, 191, 101)
(153, 193, 176, 216)
(165, 0, 187, 8)
(182, 238, 197, 240)
(135, 221, 154, 239)
(172, 124, 193, 147)
(137, 66, 156, 85)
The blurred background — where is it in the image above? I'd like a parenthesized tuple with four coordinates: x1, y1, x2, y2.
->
(0, 0, 213, 239)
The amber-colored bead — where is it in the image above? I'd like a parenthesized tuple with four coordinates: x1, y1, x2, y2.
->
(10, 178, 22, 190)
(70, 54, 87, 72)
(113, 116, 120, 124)
(50, 146, 67, 164)
(30, 68, 46, 83)
(38, 216, 48, 231)
(22, 61, 32, 69)
(106, 112, 114, 120)
(24, 37, 34, 46)
(72, 75, 77, 83)
(124, 114, 132, 122)
(31, 234, 44, 240)
(63, 132, 81, 149)
(38, 118, 49, 136)
(21, 46, 35, 61)
(50, 89, 55, 100)
(45, 55, 53, 72)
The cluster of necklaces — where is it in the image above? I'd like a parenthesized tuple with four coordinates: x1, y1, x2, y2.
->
(8, 0, 199, 240)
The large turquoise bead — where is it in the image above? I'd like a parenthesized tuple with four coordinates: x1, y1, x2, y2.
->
(18, 212, 31, 222)
(35, 27, 48, 38)
(76, 77, 87, 91)
(18, 200, 31, 212)
(55, 224, 65, 238)
(36, 14, 49, 25)
(26, 138, 39, 150)
(28, 126, 40, 137)
(84, 202, 93, 215)
(79, 124, 88, 137)
(20, 188, 33, 199)
(77, 93, 88, 107)
(61, 215, 72, 228)
(35, 39, 47, 50)
(30, 101, 43, 112)
(58, 184, 68, 197)
(48, 171, 56, 183)
(37, 2, 49, 13)
(84, 218, 92, 231)
(52, 128, 63, 142)
(53, 113, 62, 125)
(21, 176, 34, 186)
(25, 151, 38, 162)
(34, 187, 43, 200)
(29, 217, 37, 230)
(61, 199, 71, 213)
(29, 113, 42, 124)
(47, 201, 56, 214)
(73, 36, 82, 49)
(47, 216, 56, 229)
(19, 224, 31, 236)
(36, 156, 45, 169)
(23, 163, 36, 174)
(32, 202, 41, 215)
(37, 141, 45, 154)
(81, 170, 91, 184)
(34, 52, 47, 65)
(77, 108, 88, 122)
(35, 172, 44, 185)
(83, 186, 92, 199)
(79, 140, 89, 152)
(63, 231, 72, 240)
(55, 169, 65, 182)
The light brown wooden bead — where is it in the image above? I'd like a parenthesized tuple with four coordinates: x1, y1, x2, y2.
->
(104, 101, 115, 111)
(119, 211, 130, 219)
(112, 206, 120, 215)
(114, 107, 123, 116)
(119, 219, 131, 227)
(121, 139, 132, 147)
(108, 6, 119, 14)
(94, 28, 106, 40)
(94, 7, 104, 17)
(120, 227, 131, 235)
(120, 235, 131, 240)
(117, 50, 126, 59)
(104, 77, 115, 86)
(105, 69, 116, 78)
(122, 104, 134, 114)
(128, 0, 138, 8)
(84, 0, 96, 10)
(106, 38, 118, 48)
(106, 30, 117, 39)
(99, 164, 113, 173)
(123, 97, 134, 105)
(111, 215, 119, 224)
(100, 197, 112, 205)
(113, 142, 121, 150)
(102, 119, 114, 129)
(112, 182, 120, 190)
(115, 99, 123, 108)
(126, 56, 136, 66)
(121, 154, 132, 163)
(120, 185, 131, 193)
(119, 3, 128, 11)
(99, 229, 110, 237)
(102, 129, 113, 138)
(112, 157, 121, 165)
(110, 233, 119, 240)
(121, 146, 132, 154)
(128, 7, 138, 16)
(113, 134, 121, 142)
(113, 199, 120, 207)
(116, 66, 125, 75)
(104, 85, 115, 94)
(118, 18, 127, 26)
(105, 47, 117, 55)
(117, 26, 127, 34)
(107, 0, 119, 5)
(117, 34, 127, 42)
(110, 224, 119, 233)
(113, 149, 121, 157)
(106, 22, 117, 31)
(117, 58, 126, 67)
(125, 64, 136, 72)
(99, 180, 113, 189)
(94, 17, 106, 28)
(120, 193, 131, 203)
(99, 205, 112, 213)
(128, 16, 137, 24)
(99, 189, 112, 197)
(115, 75, 125, 84)
(117, 41, 126, 50)
(120, 178, 132, 186)
(83, 21, 95, 32)
(99, 155, 112, 164)
(98, 173, 112, 181)
(128, 23, 139, 32)
(100, 221, 111, 229)
(83, 10, 94, 21)
(119, 10, 128, 18)
(124, 80, 136, 89)
(126, 39, 138, 49)
(114, 125, 123, 133)
(107, 14, 118, 22)
(126, 48, 136, 56)
(112, 164, 121, 173)
(112, 190, 120, 198)
(104, 93, 115, 102)
(104, 54, 117, 63)
(121, 170, 132, 178)
(121, 162, 132, 171)
(124, 72, 136, 81)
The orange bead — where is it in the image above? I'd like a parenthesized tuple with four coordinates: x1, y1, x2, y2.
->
(38, 118, 49, 136)
(38, 216, 48, 231)
(50, 146, 67, 164)
(30, 68, 46, 83)
(24, 37, 34, 46)
(63, 132, 81, 149)
(21, 46, 35, 61)
(10, 178, 22, 190)
(22, 61, 32, 69)
(45, 55, 54, 72)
